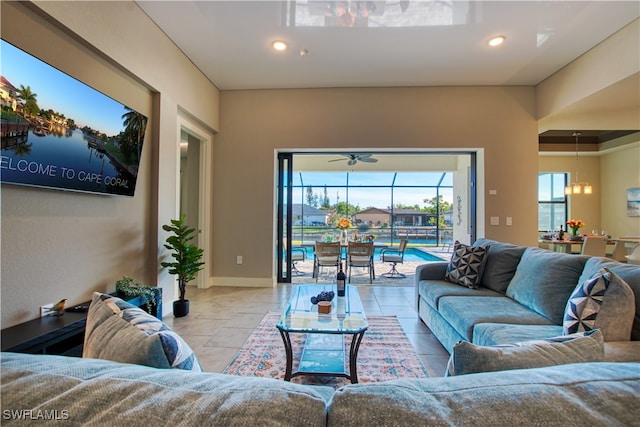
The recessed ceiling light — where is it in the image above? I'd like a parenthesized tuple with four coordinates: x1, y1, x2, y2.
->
(272, 40, 287, 51)
(488, 35, 506, 47)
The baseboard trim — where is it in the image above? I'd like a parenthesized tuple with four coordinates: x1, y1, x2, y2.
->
(209, 276, 275, 288)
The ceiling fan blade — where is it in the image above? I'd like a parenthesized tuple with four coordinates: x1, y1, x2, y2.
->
(358, 157, 378, 163)
(328, 158, 348, 162)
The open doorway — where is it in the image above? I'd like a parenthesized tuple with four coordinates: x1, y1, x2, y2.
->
(177, 114, 212, 289)
(276, 151, 476, 283)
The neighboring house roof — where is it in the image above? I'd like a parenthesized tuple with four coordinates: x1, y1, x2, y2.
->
(291, 204, 327, 216)
(355, 207, 390, 215)
(0, 76, 18, 92)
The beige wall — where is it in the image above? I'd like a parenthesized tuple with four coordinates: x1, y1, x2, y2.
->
(1, 1, 219, 327)
(537, 19, 639, 131)
(600, 140, 640, 239)
(213, 87, 539, 285)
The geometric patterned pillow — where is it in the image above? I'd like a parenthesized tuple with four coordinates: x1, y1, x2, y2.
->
(563, 268, 635, 341)
(83, 292, 203, 371)
(444, 241, 490, 289)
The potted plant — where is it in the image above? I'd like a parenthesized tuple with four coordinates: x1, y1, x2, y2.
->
(114, 276, 161, 317)
(161, 214, 204, 317)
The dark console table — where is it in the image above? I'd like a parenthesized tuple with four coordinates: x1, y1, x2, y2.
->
(1, 291, 162, 357)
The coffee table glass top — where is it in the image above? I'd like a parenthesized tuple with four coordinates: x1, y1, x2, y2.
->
(278, 284, 367, 334)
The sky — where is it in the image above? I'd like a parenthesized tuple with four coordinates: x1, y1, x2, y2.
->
(1, 40, 131, 136)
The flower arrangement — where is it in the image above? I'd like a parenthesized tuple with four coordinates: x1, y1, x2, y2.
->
(336, 218, 352, 230)
(365, 234, 377, 242)
(566, 219, 585, 236)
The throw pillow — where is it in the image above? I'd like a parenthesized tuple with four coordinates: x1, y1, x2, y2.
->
(444, 241, 489, 289)
(83, 292, 202, 371)
(445, 329, 604, 376)
(563, 267, 635, 341)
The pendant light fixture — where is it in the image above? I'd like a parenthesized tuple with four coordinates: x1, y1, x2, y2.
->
(565, 131, 592, 195)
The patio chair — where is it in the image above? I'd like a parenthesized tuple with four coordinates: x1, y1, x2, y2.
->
(380, 239, 408, 278)
(313, 241, 341, 282)
(347, 241, 374, 284)
(291, 246, 307, 276)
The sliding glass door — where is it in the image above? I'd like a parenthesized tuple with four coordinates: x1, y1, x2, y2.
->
(276, 151, 477, 283)
(276, 153, 293, 282)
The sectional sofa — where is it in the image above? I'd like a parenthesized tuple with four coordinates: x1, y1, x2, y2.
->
(1, 353, 638, 425)
(415, 238, 640, 361)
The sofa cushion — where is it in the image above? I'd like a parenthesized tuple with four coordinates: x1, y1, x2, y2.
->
(328, 362, 640, 427)
(506, 247, 588, 324)
(473, 323, 563, 346)
(418, 279, 502, 311)
(84, 292, 202, 371)
(473, 239, 526, 293)
(444, 241, 489, 289)
(438, 296, 555, 341)
(1, 352, 332, 426)
(446, 329, 604, 376)
(563, 267, 635, 341)
(578, 257, 640, 340)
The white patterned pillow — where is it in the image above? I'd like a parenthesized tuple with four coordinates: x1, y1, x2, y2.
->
(444, 241, 490, 289)
(84, 292, 202, 371)
(563, 268, 635, 341)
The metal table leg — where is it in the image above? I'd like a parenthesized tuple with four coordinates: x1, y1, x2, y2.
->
(278, 328, 293, 381)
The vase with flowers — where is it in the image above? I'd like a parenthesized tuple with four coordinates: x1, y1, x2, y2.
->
(336, 218, 352, 245)
(566, 219, 585, 241)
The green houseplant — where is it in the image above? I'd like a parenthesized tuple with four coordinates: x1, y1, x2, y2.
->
(161, 214, 204, 317)
(115, 276, 161, 317)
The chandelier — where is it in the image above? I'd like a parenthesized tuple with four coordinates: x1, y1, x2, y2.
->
(565, 131, 592, 195)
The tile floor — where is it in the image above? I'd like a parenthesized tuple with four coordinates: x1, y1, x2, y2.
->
(164, 283, 451, 378)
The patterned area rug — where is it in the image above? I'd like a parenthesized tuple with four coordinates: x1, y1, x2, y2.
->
(224, 312, 429, 388)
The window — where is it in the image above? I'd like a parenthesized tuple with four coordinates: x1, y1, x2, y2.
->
(538, 173, 567, 232)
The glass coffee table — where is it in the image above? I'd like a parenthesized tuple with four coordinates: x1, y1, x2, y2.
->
(277, 284, 368, 383)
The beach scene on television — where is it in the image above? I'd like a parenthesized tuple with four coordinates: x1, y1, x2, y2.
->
(0, 40, 148, 196)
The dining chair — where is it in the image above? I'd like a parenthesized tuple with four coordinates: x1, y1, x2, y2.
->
(580, 236, 608, 257)
(608, 240, 629, 262)
(380, 239, 408, 278)
(626, 244, 640, 265)
(313, 241, 341, 282)
(347, 241, 375, 284)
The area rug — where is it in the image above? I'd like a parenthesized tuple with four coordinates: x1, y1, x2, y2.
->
(223, 312, 429, 388)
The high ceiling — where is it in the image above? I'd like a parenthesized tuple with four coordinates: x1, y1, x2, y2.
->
(137, 1, 639, 148)
(137, 1, 638, 90)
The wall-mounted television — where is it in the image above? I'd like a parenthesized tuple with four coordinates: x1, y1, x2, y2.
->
(0, 39, 147, 197)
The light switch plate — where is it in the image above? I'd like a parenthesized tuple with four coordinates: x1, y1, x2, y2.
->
(490, 216, 499, 226)
(506, 217, 513, 226)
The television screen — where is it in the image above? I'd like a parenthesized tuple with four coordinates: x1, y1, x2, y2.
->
(0, 39, 148, 197)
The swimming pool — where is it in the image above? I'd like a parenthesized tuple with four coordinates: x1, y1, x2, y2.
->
(374, 247, 444, 262)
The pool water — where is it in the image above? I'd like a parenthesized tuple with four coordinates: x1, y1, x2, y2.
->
(375, 247, 444, 262)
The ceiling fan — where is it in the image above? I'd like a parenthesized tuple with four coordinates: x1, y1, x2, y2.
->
(328, 154, 378, 166)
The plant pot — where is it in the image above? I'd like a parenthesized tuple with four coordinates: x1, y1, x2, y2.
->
(173, 299, 190, 317)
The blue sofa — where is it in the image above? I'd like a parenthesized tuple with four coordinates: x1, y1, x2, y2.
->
(415, 239, 640, 361)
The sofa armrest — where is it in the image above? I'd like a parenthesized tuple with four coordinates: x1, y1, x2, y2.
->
(415, 262, 449, 313)
(415, 262, 448, 283)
